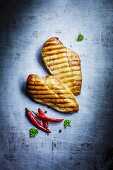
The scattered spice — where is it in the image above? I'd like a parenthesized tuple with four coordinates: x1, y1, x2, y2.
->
(29, 128, 39, 138)
(76, 34, 84, 42)
(64, 120, 71, 128)
(59, 129, 62, 133)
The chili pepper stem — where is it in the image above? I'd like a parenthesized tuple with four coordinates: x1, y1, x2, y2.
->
(25, 108, 30, 113)
(32, 111, 38, 116)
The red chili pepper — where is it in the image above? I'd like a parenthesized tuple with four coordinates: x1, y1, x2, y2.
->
(25, 108, 51, 133)
(42, 120, 48, 128)
(38, 109, 48, 128)
(33, 111, 48, 129)
(38, 108, 64, 122)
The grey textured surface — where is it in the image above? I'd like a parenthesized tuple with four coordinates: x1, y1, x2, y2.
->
(0, 0, 113, 170)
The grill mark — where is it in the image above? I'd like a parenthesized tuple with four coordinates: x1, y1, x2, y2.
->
(67, 54, 80, 60)
(71, 91, 80, 95)
(71, 66, 81, 71)
(46, 38, 59, 42)
(43, 49, 67, 56)
(47, 39, 56, 42)
(43, 43, 63, 48)
(28, 90, 54, 95)
(68, 59, 80, 63)
(45, 57, 67, 64)
(44, 38, 61, 46)
(28, 90, 71, 96)
(69, 60, 80, 66)
(32, 99, 56, 109)
(69, 84, 81, 87)
(43, 54, 66, 60)
(50, 63, 68, 70)
(43, 46, 66, 52)
(28, 88, 71, 94)
(63, 77, 82, 83)
(27, 86, 48, 90)
(55, 71, 81, 79)
(63, 75, 82, 81)
(54, 68, 80, 75)
(31, 94, 70, 99)
(43, 51, 67, 56)
(27, 82, 45, 86)
(43, 56, 65, 63)
(44, 42, 59, 47)
(28, 86, 62, 90)
(66, 80, 82, 86)
(69, 86, 81, 90)
(33, 98, 71, 104)
(55, 104, 76, 108)
(52, 68, 70, 74)
(47, 60, 67, 67)
(55, 70, 72, 75)
(50, 64, 81, 72)
(56, 74, 81, 80)
(44, 38, 61, 43)
(30, 95, 57, 99)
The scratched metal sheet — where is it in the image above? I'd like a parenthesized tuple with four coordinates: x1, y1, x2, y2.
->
(0, 0, 113, 170)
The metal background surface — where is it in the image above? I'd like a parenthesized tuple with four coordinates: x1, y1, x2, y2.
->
(0, 0, 113, 170)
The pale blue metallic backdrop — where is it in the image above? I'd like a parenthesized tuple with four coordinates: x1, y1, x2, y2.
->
(0, 0, 113, 169)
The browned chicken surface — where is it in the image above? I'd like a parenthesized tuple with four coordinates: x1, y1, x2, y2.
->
(26, 74, 79, 113)
(42, 37, 82, 95)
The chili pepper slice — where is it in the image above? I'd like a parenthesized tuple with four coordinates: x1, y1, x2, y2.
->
(25, 108, 51, 133)
(38, 108, 64, 122)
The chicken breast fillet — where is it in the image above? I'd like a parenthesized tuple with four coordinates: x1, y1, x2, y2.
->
(26, 74, 79, 113)
(42, 37, 82, 95)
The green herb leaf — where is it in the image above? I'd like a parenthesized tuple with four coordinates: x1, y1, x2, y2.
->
(29, 128, 39, 138)
(76, 34, 84, 42)
(64, 120, 71, 128)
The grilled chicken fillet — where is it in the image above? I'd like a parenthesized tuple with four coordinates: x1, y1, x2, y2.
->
(42, 37, 82, 95)
(26, 74, 79, 113)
